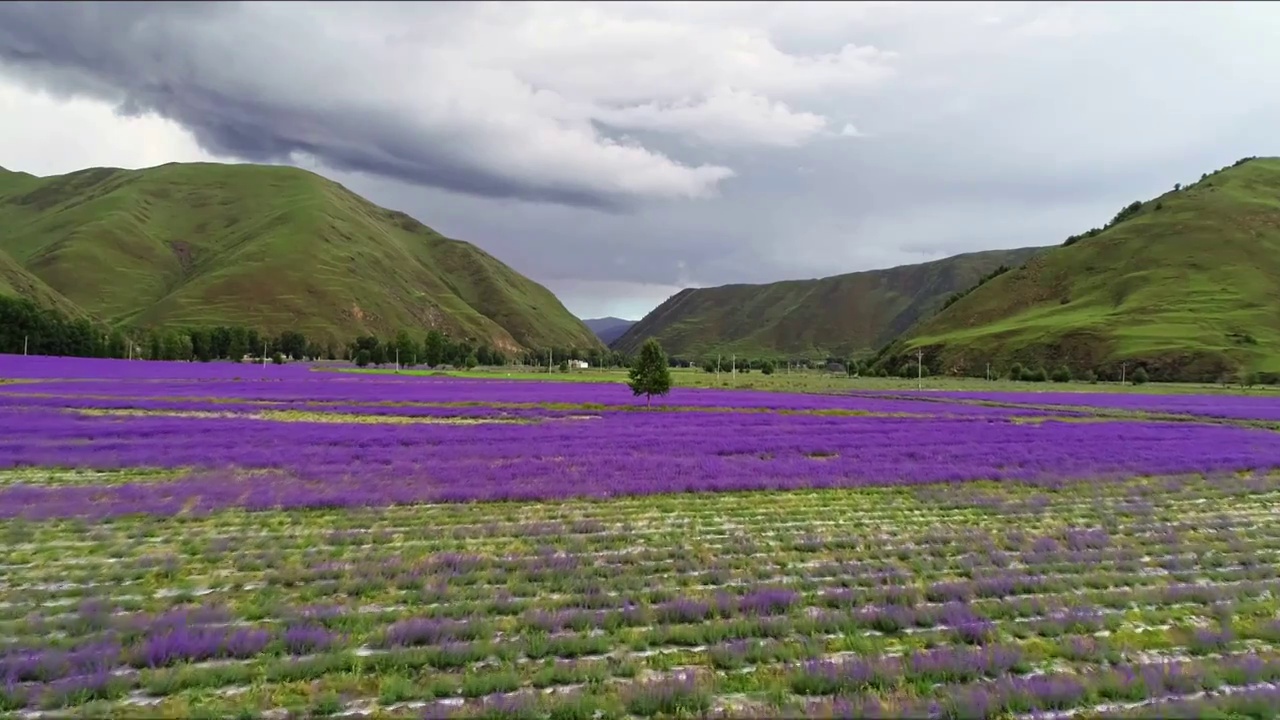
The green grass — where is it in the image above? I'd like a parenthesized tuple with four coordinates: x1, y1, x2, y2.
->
(0, 162, 600, 351)
(343, 365, 1280, 396)
(611, 247, 1043, 358)
(890, 157, 1280, 381)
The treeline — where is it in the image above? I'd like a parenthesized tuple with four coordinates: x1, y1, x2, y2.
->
(350, 331, 629, 370)
(940, 264, 1012, 312)
(0, 295, 605, 367)
(685, 355, 882, 377)
(1061, 200, 1143, 248)
(1, 296, 131, 358)
(863, 345, 1280, 386)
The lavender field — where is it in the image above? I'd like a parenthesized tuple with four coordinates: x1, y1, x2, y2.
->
(4, 355, 1280, 718)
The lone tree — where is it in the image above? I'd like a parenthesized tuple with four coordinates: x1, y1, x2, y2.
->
(628, 339, 673, 407)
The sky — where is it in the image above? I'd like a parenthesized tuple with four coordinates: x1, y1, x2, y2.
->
(1, 2, 1278, 321)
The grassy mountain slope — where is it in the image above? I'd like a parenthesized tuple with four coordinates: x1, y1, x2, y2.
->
(0, 162, 600, 352)
(612, 247, 1043, 358)
(883, 157, 1280, 381)
(0, 168, 88, 317)
(583, 317, 637, 345)
(0, 247, 88, 318)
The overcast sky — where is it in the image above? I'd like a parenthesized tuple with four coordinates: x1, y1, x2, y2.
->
(2, 1, 1278, 321)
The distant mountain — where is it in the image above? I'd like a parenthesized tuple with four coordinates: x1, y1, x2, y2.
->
(583, 317, 637, 345)
(0, 162, 601, 352)
(611, 247, 1044, 358)
(877, 156, 1280, 381)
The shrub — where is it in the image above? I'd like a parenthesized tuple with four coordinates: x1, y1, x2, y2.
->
(272, 353, 285, 365)
(1109, 201, 1143, 226)
(1022, 367, 1048, 383)
(1131, 367, 1149, 385)
(760, 360, 775, 375)
(355, 350, 371, 368)
(1051, 366, 1072, 383)
(1009, 363, 1024, 381)
(1082, 369, 1097, 384)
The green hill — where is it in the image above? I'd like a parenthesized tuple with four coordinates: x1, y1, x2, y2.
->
(0, 162, 601, 352)
(879, 156, 1280, 382)
(0, 247, 88, 319)
(611, 247, 1043, 358)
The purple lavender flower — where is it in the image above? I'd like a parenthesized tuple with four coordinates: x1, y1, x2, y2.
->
(283, 623, 334, 655)
(738, 588, 800, 616)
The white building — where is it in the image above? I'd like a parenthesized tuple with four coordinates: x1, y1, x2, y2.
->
(569, 360, 589, 370)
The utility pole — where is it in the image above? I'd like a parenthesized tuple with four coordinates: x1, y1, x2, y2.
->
(732, 354, 736, 384)
(548, 349, 552, 373)
(1121, 363, 1127, 385)
(395, 348, 400, 372)
(716, 354, 721, 383)
(917, 348, 924, 391)
(23, 336, 28, 356)
(262, 342, 267, 368)
(986, 363, 991, 382)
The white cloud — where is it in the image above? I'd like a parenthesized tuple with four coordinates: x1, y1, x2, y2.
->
(549, 278, 694, 322)
(474, 5, 896, 104)
(0, 78, 214, 176)
(594, 88, 830, 147)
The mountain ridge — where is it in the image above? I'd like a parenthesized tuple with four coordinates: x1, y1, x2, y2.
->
(0, 161, 602, 352)
(612, 247, 1044, 358)
(877, 156, 1280, 381)
(583, 316, 637, 345)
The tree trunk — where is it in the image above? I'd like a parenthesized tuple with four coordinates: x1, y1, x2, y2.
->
(647, 393, 651, 408)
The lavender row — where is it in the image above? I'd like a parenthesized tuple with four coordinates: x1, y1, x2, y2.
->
(0, 391, 1060, 421)
(3, 375, 1074, 415)
(15, 571, 1280, 651)
(351, 653, 1280, 719)
(870, 389, 1280, 422)
(5, 408, 1280, 516)
(0, 394, 589, 420)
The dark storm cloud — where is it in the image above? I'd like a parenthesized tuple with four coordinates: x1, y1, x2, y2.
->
(0, 1, 704, 211)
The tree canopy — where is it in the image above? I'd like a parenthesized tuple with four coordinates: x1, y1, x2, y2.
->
(628, 339, 672, 407)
